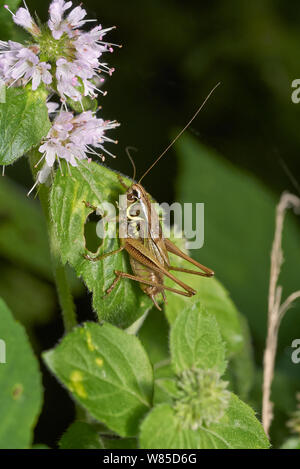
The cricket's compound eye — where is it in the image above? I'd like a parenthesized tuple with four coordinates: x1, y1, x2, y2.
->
(127, 189, 138, 201)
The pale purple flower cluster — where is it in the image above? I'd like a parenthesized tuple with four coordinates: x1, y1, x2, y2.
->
(0, 41, 52, 90)
(28, 108, 119, 193)
(1, 1, 117, 101)
(48, 0, 117, 102)
(0, 1, 120, 191)
(39, 110, 119, 169)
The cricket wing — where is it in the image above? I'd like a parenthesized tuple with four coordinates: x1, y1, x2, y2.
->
(124, 238, 196, 294)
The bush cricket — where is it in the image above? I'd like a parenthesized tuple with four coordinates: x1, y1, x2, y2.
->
(84, 84, 219, 310)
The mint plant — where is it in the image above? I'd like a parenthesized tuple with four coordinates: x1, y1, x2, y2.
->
(0, 1, 272, 450)
(0, 0, 119, 189)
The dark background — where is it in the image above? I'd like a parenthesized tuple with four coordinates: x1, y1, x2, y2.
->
(2, 0, 300, 447)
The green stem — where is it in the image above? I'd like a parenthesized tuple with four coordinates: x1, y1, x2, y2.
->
(52, 247, 77, 332)
(28, 150, 77, 332)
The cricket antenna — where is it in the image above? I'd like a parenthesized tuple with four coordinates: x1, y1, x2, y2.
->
(125, 146, 138, 181)
(138, 82, 221, 184)
(279, 157, 300, 196)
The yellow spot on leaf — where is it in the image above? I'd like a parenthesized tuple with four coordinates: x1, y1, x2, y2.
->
(86, 331, 95, 352)
(12, 384, 23, 400)
(69, 370, 87, 399)
(95, 357, 103, 367)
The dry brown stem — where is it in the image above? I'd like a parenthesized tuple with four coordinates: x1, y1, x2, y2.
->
(262, 192, 300, 437)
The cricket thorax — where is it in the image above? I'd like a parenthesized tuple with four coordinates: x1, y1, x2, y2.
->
(125, 184, 162, 241)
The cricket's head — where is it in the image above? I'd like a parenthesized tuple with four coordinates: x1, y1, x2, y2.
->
(125, 183, 150, 237)
(126, 183, 147, 203)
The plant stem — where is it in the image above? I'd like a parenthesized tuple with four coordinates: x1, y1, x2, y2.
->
(52, 247, 77, 332)
(262, 192, 300, 437)
(28, 150, 77, 332)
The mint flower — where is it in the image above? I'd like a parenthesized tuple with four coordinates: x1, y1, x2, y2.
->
(27, 109, 119, 194)
(5, 3, 41, 36)
(1, 0, 118, 102)
(1, 1, 120, 192)
(48, 1, 87, 39)
(174, 368, 230, 430)
(40, 110, 119, 165)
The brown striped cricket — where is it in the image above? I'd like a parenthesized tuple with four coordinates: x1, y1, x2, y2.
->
(83, 84, 219, 310)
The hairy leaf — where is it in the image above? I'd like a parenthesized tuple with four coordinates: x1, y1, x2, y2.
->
(141, 304, 267, 449)
(170, 301, 227, 375)
(0, 87, 50, 165)
(60, 422, 104, 449)
(140, 394, 269, 449)
(153, 377, 179, 406)
(0, 298, 42, 449)
(43, 321, 153, 437)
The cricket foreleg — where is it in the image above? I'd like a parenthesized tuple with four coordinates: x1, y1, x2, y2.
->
(117, 173, 129, 190)
(83, 200, 99, 212)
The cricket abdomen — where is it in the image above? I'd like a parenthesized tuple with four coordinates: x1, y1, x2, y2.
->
(129, 256, 165, 309)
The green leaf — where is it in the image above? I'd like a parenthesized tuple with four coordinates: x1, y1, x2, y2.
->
(154, 377, 179, 405)
(50, 160, 153, 328)
(32, 444, 49, 449)
(102, 437, 138, 449)
(170, 302, 227, 375)
(164, 237, 244, 356)
(225, 315, 255, 400)
(0, 1, 21, 41)
(175, 134, 300, 354)
(43, 321, 153, 437)
(59, 422, 104, 449)
(281, 437, 300, 449)
(140, 394, 269, 449)
(0, 177, 51, 278)
(0, 298, 42, 449)
(138, 307, 169, 366)
(0, 87, 50, 165)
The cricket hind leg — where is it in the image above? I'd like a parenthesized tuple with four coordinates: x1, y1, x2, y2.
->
(169, 266, 211, 277)
(165, 239, 214, 277)
(104, 270, 194, 308)
(105, 272, 163, 311)
(104, 273, 163, 314)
